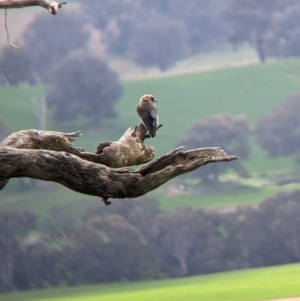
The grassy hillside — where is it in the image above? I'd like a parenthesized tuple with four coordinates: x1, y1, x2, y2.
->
(1, 58, 300, 214)
(118, 58, 300, 158)
(2, 59, 300, 159)
(0, 86, 45, 131)
(1, 263, 300, 301)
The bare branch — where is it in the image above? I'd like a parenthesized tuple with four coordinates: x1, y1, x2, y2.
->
(0, 59, 13, 84)
(4, 8, 20, 49)
(1, 1, 66, 82)
(0, 146, 238, 201)
(0, 0, 67, 15)
(0, 129, 238, 204)
(0, 127, 157, 168)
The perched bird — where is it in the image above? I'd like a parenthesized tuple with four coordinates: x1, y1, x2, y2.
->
(136, 94, 158, 138)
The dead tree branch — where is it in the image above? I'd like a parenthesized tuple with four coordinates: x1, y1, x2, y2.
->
(0, 59, 13, 84)
(0, 125, 156, 167)
(0, 0, 66, 83)
(0, 0, 66, 15)
(0, 129, 238, 204)
(4, 8, 19, 49)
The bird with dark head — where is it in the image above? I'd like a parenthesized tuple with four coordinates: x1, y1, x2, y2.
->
(136, 94, 158, 138)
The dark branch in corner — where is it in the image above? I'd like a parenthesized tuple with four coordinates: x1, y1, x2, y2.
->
(0, 60, 13, 84)
(0, 0, 66, 83)
(0, 0, 66, 15)
(4, 8, 19, 49)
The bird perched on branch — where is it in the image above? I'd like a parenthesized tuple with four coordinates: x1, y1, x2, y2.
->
(137, 94, 158, 138)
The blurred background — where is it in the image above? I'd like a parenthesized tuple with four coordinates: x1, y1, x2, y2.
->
(1, 0, 300, 299)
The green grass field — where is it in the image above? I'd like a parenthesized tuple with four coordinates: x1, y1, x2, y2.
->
(118, 57, 300, 157)
(158, 184, 299, 211)
(1, 57, 300, 214)
(1, 263, 300, 301)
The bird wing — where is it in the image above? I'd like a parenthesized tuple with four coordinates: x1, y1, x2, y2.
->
(151, 108, 158, 131)
(150, 107, 157, 120)
(137, 110, 156, 137)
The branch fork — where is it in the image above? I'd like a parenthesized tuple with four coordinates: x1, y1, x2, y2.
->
(0, 128, 238, 204)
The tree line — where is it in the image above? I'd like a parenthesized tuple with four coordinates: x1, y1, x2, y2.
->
(2, 0, 300, 129)
(1, 190, 300, 292)
(175, 92, 300, 184)
(2, 0, 300, 83)
(2, 1, 300, 129)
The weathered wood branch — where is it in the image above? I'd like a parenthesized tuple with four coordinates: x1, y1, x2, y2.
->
(0, 0, 66, 14)
(0, 129, 238, 204)
(0, 126, 156, 167)
(95, 124, 156, 167)
(0, 145, 237, 200)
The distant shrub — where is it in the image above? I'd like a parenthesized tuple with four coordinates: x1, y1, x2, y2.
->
(46, 52, 123, 125)
(0, 46, 35, 85)
(22, 11, 90, 83)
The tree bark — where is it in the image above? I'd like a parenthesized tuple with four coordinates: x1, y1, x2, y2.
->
(0, 129, 238, 204)
(0, 0, 66, 15)
(0, 126, 155, 167)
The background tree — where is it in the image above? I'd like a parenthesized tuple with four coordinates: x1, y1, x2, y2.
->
(84, 197, 160, 243)
(82, 0, 143, 55)
(5, 192, 300, 290)
(0, 209, 37, 291)
(46, 51, 123, 125)
(254, 92, 300, 164)
(22, 11, 90, 83)
(40, 203, 78, 248)
(14, 240, 67, 289)
(260, 191, 300, 263)
(0, 46, 35, 85)
(218, 206, 265, 270)
(145, 0, 229, 54)
(222, 0, 279, 63)
(69, 214, 149, 283)
(11, 204, 77, 290)
(82, 0, 136, 31)
(83, 197, 165, 279)
(129, 16, 186, 71)
(177, 113, 251, 183)
(104, 14, 138, 54)
(179, 1, 227, 53)
(187, 210, 226, 275)
(82, 0, 229, 69)
(154, 208, 199, 276)
(266, 3, 300, 58)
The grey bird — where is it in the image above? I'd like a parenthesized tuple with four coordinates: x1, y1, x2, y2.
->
(137, 94, 158, 138)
